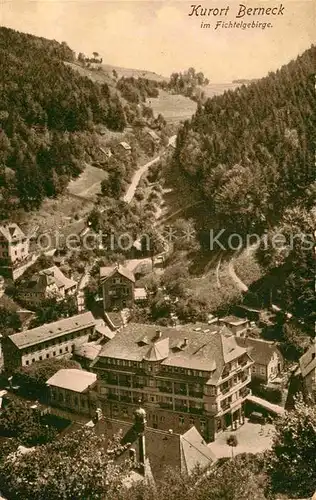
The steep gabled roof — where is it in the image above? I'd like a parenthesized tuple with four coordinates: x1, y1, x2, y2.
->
(100, 264, 135, 283)
(299, 343, 316, 379)
(93, 419, 215, 481)
(236, 337, 282, 366)
(0, 223, 26, 242)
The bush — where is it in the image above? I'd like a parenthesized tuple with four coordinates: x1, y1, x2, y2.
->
(250, 379, 283, 404)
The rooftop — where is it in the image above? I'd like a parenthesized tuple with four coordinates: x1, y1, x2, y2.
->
(74, 342, 102, 360)
(236, 337, 282, 365)
(46, 369, 97, 392)
(299, 342, 316, 379)
(100, 264, 135, 284)
(220, 316, 248, 326)
(119, 141, 132, 150)
(93, 323, 248, 383)
(21, 266, 77, 292)
(94, 418, 216, 480)
(9, 311, 95, 349)
(134, 287, 147, 300)
(0, 223, 26, 242)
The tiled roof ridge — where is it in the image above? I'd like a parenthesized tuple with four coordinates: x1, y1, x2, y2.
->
(181, 430, 214, 463)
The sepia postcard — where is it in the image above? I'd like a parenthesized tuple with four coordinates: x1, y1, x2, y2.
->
(0, 1, 315, 499)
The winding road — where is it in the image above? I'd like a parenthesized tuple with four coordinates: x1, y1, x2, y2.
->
(123, 156, 161, 204)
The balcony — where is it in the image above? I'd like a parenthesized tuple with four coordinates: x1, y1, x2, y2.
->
(220, 401, 231, 411)
(175, 405, 188, 413)
(188, 391, 203, 399)
(134, 383, 144, 389)
(159, 402, 173, 410)
(108, 393, 119, 401)
(221, 386, 230, 395)
(158, 386, 173, 393)
(119, 380, 132, 388)
(188, 406, 204, 415)
(120, 395, 132, 403)
(240, 387, 251, 398)
(174, 388, 187, 396)
(221, 370, 230, 379)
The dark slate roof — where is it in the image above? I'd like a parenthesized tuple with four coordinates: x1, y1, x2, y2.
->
(9, 312, 95, 349)
(100, 264, 135, 283)
(93, 418, 216, 480)
(93, 323, 247, 384)
(299, 343, 316, 379)
(236, 337, 282, 365)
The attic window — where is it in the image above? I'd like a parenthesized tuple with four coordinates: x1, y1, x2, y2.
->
(49, 330, 53, 333)
(138, 336, 149, 346)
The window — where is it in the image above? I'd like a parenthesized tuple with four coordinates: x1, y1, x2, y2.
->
(25, 360, 29, 366)
(32, 358, 35, 363)
(46, 353, 49, 359)
(39, 356, 42, 361)
(53, 351, 56, 356)
(260, 367, 265, 375)
(189, 417, 194, 425)
(252, 366, 256, 372)
(160, 416, 165, 422)
(179, 415, 185, 425)
(65, 346, 69, 352)
(59, 348, 63, 354)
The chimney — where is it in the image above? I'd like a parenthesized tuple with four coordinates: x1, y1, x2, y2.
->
(156, 330, 162, 339)
(134, 404, 147, 474)
(129, 447, 137, 464)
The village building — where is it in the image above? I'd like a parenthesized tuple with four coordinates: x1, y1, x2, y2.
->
(91, 323, 254, 442)
(47, 368, 98, 416)
(297, 341, 316, 400)
(1, 312, 96, 373)
(146, 129, 160, 143)
(91, 405, 216, 482)
(219, 316, 250, 337)
(236, 337, 284, 384)
(100, 264, 147, 312)
(17, 266, 77, 306)
(0, 223, 29, 267)
(100, 264, 135, 311)
(116, 141, 132, 155)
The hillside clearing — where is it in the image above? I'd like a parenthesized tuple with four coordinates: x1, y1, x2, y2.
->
(67, 164, 108, 200)
(147, 91, 197, 123)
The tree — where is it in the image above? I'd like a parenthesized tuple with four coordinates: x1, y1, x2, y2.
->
(226, 434, 238, 458)
(0, 427, 132, 500)
(0, 399, 56, 446)
(269, 398, 316, 497)
(29, 296, 78, 328)
(13, 358, 82, 400)
(0, 307, 21, 336)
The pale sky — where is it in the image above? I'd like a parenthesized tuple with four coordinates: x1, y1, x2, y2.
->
(2, 0, 315, 81)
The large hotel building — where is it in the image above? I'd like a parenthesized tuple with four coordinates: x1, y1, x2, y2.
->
(91, 323, 254, 442)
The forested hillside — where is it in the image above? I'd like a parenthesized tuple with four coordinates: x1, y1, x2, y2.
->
(172, 46, 316, 326)
(175, 46, 315, 234)
(0, 27, 126, 215)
